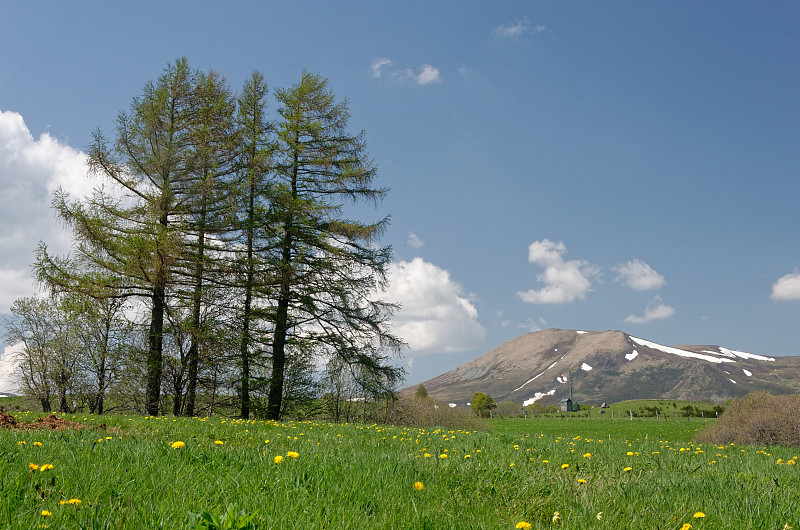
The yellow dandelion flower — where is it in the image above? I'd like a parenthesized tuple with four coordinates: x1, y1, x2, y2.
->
(33, 442, 43, 447)
(17, 441, 26, 445)
(561, 463, 569, 469)
(577, 478, 587, 484)
(274, 455, 284, 464)
(59, 499, 82, 505)
(423, 453, 431, 458)
(413, 481, 424, 491)
(624, 467, 632, 472)
(516, 522, 532, 529)
(439, 454, 448, 459)
(214, 440, 224, 445)
(170, 441, 185, 449)
(40, 464, 54, 471)
(626, 451, 634, 456)
(583, 452, 592, 458)
(287, 451, 299, 458)
(680, 524, 692, 530)
(693, 512, 705, 518)
(41, 510, 52, 517)
(29, 463, 39, 471)
(552, 511, 561, 522)
(464, 454, 471, 458)
(542, 460, 549, 463)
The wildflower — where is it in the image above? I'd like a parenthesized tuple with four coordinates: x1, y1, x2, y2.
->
(680, 524, 692, 530)
(214, 440, 224, 445)
(627, 451, 634, 456)
(596, 512, 603, 520)
(561, 463, 569, 469)
(170, 441, 185, 449)
(274, 455, 284, 464)
(439, 454, 448, 459)
(516, 522, 532, 529)
(623, 467, 632, 472)
(17, 441, 26, 445)
(29, 463, 39, 471)
(40, 464, 54, 471)
(464, 454, 471, 459)
(577, 478, 587, 484)
(542, 460, 549, 463)
(59, 499, 82, 505)
(552, 511, 561, 522)
(423, 453, 431, 458)
(583, 452, 592, 458)
(693, 512, 705, 518)
(33, 442, 42, 447)
(287, 451, 299, 458)
(41, 510, 52, 517)
(413, 481, 424, 491)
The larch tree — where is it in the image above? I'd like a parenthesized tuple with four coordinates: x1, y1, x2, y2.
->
(35, 58, 199, 415)
(265, 72, 403, 420)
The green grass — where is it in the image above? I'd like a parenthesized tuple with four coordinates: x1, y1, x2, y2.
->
(0, 410, 798, 529)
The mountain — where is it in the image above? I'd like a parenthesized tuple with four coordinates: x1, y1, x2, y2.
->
(413, 329, 800, 405)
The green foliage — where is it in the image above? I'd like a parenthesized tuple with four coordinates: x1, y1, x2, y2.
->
(470, 392, 497, 417)
(186, 507, 258, 530)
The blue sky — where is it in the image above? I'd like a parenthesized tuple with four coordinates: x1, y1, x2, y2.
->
(1, 1, 799, 389)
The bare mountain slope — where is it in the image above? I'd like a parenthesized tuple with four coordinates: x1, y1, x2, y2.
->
(415, 329, 800, 405)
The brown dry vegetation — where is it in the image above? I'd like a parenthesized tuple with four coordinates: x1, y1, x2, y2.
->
(0, 408, 85, 431)
(385, 395, 488, 431)
(694, 391, 800, 447)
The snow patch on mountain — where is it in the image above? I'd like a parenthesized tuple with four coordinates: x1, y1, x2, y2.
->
(630, 337, 736, 364)
(743, 369, 752, 376)
(719, 347, 775, 362)
(625, 350, 638, 361)
(581, 363, 592, 371)
(523, 389, 556, 406)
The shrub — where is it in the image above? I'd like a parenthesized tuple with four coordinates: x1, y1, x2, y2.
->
(695, 391, 800, 447)
(384, 395, 488, 431)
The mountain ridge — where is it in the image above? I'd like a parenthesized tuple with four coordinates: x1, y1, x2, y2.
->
(412, 329, 800, 405)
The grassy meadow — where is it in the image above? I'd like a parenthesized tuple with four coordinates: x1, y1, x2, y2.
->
(0, 405, 798, 529)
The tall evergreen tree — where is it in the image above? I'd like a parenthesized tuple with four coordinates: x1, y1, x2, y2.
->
(265, 72, 403, 420)
(35, 59, 199, 415)
(233, 71, 275, 418)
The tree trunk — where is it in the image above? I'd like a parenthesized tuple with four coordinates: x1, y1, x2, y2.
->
(146, 282, 166, 416)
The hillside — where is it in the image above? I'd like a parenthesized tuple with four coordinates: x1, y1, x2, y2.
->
(414, 329, 800, 405)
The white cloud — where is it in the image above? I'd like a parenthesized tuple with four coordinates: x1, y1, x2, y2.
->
(415, 65, 441, 85)
(407, 232, 425, 249)
(517, 239, 599, 304)
(613, 259, 666, 291)
(371, 57, 392, 78)
(493, 18, 546, 39)
(771, 272, 800, 301)
(370, 58, 441, 86)
(0, 109, 90, 312)
(0, 343, 22, 394)
(624, 295, 675, 324)
(383, 258, 486, 354)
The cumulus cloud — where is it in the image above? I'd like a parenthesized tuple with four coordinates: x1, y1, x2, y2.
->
(382, 258, 486, 354)
(0, 343, 22, 394)
(0, 109, 91, 312)
(407, 232, 425, 249)
(771, 272, 800, 301)
(493, 17, 546, 39)
(517, 239, 600, 304)
(624, 295, 675, 324)
(370, 58, 441, 85)
(613, 259, 666, 291)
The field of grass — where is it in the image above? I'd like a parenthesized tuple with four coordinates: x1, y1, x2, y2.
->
(0, 407, 798, 529)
